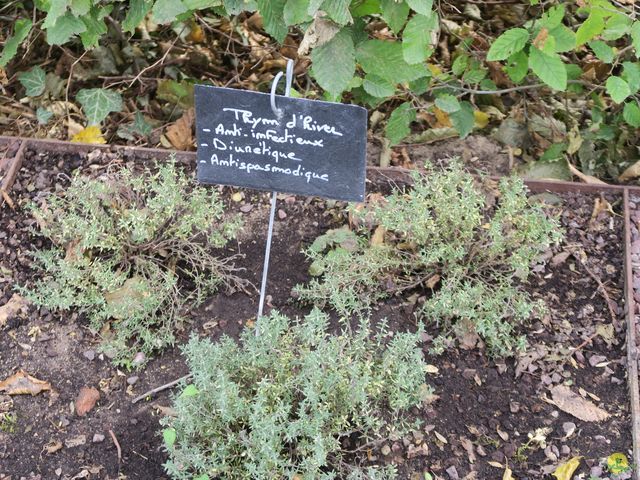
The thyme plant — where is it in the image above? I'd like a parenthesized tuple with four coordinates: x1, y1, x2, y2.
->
(294, 163, 563, 356)
(163, 309, 428, 480)
(21, 161, 245, 367)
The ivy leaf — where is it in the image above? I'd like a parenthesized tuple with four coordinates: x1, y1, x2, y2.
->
(528, 46, 567, 91)
(163, 428, 176, 448)
(180, 384, 199, 397)
(486, 28, 529, 61)
(406, 0, 433, 15)
(623, 102, 640, 127)
(18, 67, 46, 97)
(311, 29, 355, 98)
(76, 88, 123, 125)
(152, 0, 187, 24)
(449, 101, 474, 138)
(36, 107, 54, 125)
(80, 5, 111, 49)
(606, 76, 631, 103)
(284, 0, 311, 25)
(576, 12, 605, 46)
(380, 0, 410, 33)
(435, 94, 460, 113)
(123, 0, 152, 33)
(363, 74, 395, 98)
(357, 39, 429, 84)
(46, 12, 87, 45)
(402, 13, 437, 65)
(257, 0, 288, 42)
(386, 102, 416, 145)
(0, 19, 32, 67)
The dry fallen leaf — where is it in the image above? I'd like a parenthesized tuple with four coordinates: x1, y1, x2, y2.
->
(75, 386, 100, 417)
(552, 456, 581, 480)
(42, 439, 63, 454)
(165, 107, 195, 151)
(503, 465, 516, 480)
(0, 294, 30, 328)
(370, 225, 386, 246)
(0, 370, 52, 396)
(550, 385, 609, 422)
(619, 159, 640, 181)
(568, 163, 608, 185)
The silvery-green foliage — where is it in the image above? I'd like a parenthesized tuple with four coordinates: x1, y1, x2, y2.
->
(163, 310, 428, 479)
(295, 163, 562, 356)
(21, 161, 243, 367)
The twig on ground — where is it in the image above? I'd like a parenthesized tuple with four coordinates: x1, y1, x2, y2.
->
(131, 374, 192, 404)
(108, 429, 122, 462)
(571, 251, 619, 325)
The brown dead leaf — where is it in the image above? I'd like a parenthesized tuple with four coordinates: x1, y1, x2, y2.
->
(568, 163, 608, 185)
(549, 385, 610, 422)
(590, 197, 614, 222)
(42, 439, 63, 454)
(0, 370, 52, 396)
(370, 225, 386, 246)
(533, 27, 549, 49)
(165, 108, 195, 151)
(0, 294, 30, 328)
(619, 160, 640, 181)
(75, 387, 100, 416)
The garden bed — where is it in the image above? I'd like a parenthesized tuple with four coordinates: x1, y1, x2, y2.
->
(0, 141, 637, 479)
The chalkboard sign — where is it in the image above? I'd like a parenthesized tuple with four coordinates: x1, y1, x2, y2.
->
(195, 85, 367, 202)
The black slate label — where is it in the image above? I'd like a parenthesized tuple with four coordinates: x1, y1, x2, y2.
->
(195, 85, 367, 202)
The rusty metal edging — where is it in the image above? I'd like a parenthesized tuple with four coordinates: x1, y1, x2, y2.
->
(1, 135, 640, 473)
(624, 189, 640, 479)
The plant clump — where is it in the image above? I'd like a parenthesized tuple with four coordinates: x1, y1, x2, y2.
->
(21, 161, 245, 367)
(294, 163, 563, 356)
(163, 309, 429, 480)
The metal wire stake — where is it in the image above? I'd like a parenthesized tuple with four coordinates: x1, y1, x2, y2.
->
(257, 58, 294, 325)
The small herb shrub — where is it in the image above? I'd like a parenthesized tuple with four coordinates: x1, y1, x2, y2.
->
(22, 161, 244, 367)
(294, 163, 562, 356)
(163, 309, 428, 480)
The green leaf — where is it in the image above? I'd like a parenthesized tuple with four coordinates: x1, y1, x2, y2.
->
(449, 101, 474, 138)
(632, 22, 640, 58)
(622, 62, 640, 93)
(70, 0, 90, 15)
(152, 0, 187, 24)
(540, 142, 567, 162)
(180, 384, 200, 397)
(576, 12, 605, 46)
(163, 428, 176, 448)
(380, 0, 410, 33)
(589, 40, 614, 63)
(352, 0, 380, 17)
(0, 19, 32, 67)
(123, 0, 152, 33)
(623, 102, 640, 127)
(357, 39, 429, 84)
(46, 12, 87, 45)
(257, 0, 288, 42)
(36, 107, 53, 125)
(402, 13, 437, 65)
(311, 29, 355, 98)
(193, 476, 209, 480)
(321, 0, 352, 25)
(76, 88, 123, 125)
(548, 25, 576, 52)
(435, 94, 460, 113)
(386, 102, 416, 145)
(80, 5, 111, 49)
(603, 14, 631, 40)
(528, 46, 566, 91)
(406, 0, 433, 15)
(505, 51, 528, 83)
(43, 0, 70, 29)
(486, 28, 529, 61)
(538, 4, 564, 30)
(363, 74, 395, 97)
(452, 55, 468, 76)
(605, 76, 631, 103)
(18, 66, 46, 97)
(284, 0, 311, 25)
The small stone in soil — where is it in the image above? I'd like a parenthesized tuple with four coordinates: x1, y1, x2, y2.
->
(278, 209, 287, 219)
(127, 376, 139, 385)
(83, 350, 95, 361)
(240, 204, 253, 213)
(445, 465, 459, 480)
(92, 433, 105, 443)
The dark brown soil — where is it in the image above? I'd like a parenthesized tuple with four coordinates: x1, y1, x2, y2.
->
(0, 147, 632, 480)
